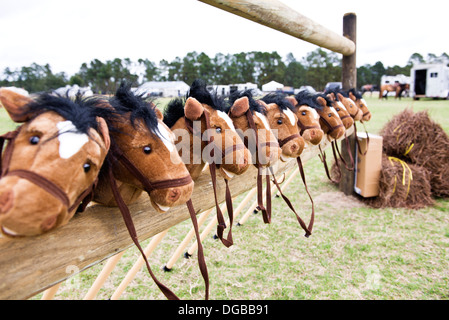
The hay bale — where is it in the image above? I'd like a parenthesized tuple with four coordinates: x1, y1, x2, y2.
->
(364, 155, 434, 209)
(380, 109, 449, 198)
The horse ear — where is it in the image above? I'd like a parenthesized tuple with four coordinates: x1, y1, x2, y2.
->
(0, 88, 34, 122)
(230, 96, 249, 117)
(285, 96, 298, 107)
(96, 117, 111, 151)
(184, 97, 204, 121)
(337, 93, 345, 102)
(153, 106, 164, 121)
(348, 91, 356, 101)
(326, 93, 335, 101)
(316, 96, 328, 108)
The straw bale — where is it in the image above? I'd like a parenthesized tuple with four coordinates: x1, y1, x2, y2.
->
(380, 109, 449, 198)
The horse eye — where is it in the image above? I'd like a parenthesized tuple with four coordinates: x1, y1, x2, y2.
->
(83, 163, 91, 173)
(328, 113, 332, 117)
(277, 119, 283, 125)
(336, 108, 340, 111)
(216, 127, 222, 133)
(301, 111, 306, 116)
(143, 146, 152, 154)
(29, 136, 40, 145)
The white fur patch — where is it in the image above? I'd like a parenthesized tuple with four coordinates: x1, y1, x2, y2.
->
(217, 110, 236, 131)
(157, 122, 175, 152)
(330, 107, 340, 118)
(283, 108, 296, 126)
(308, 107, 320, 120)
(57, 121, 89, 159)
(255, 112, 270, 130)
(361, 99, 367, 106)
(337, 101, 347, 112)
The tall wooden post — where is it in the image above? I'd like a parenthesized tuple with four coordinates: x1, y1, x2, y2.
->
(339, 13, 357, 195)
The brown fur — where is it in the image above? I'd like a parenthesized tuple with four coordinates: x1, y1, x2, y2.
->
(326, 93, 354, 129)
(170, 97, 250, 181)
(288, 96, 324, 145)
(315, 96, 346, 141)
(261, 100, 304, 161)
(336, 92, 363, 121)
(0, 89, 110, 236)
(349, 91, 372, 122)
(93, 104, 194, 213)
(228, 97, 281, 167)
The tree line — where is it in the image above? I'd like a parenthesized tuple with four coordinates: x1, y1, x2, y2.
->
(1, 50, 447, 94)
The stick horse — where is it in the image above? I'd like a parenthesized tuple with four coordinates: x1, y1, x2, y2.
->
(228, 90, 281, 227)
(94, 82, 207, 300)
(294, 91, 346, 183)
(163, 79, 251, 248)
(0, 89, 111, 237)
(259, 93, 315, 237)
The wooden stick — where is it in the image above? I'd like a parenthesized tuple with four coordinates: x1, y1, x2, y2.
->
(110, 230, 168, 300)
(163, 208, 215, 271)
(238, 168, 298, 226)
(185, 188, 258, 256)
(40, 283, 61, 300)
(83, 251, 126, 300)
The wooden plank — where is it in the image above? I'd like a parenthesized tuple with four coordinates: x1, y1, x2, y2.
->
(198, 0, 356, 56)
(0, 127, 352, 300)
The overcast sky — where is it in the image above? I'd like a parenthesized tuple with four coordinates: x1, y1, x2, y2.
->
(0, 0, 447, 77)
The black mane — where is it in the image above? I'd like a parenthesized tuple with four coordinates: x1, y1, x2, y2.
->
(229, 89, 267, 115)
(260, 92, 295, 112)
(348, 88, 363, 99)
(294, 91, 331, 111)
(109, 82, 160, 136)
(26, 92, 114, 135)
(163, 79, 230, 128)
(324, 89, 341, 101)
(163, 97, 186, 128)
(188, 79, 229, 113)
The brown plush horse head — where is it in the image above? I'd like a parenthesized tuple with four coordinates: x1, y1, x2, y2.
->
(325, 91, 354, 129)
(164, 80, 250, 181)
(259, 93, 304, 161)
(295, 91, 345, 141)
(228, 90, 281, 167)
(286, 96, 324, 145)
(93, 83, 194, 213)
(348, 89, 372, 122)
(0, 89, 111, 237)
(335, 91, 363, 121)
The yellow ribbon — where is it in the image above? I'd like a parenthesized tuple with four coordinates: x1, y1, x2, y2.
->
(388, 157, 413, 199)
(404, 143, 414, 156)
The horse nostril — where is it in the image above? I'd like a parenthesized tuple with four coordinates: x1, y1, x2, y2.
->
(168, 189, 180, 202)
(290, 143, 298, 152)
(0, 190, 14, 214)
(40, 214, 59, 232)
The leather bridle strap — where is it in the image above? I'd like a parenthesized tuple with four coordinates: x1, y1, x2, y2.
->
(278, 133, 300, 148)
(245, 110, 272, 224)
(318, 144, 342, 184)
(107, 165, 179, 300)
(110, 144, 193, 193)
(297, 120, 321, 136)
(1, 128, 97, 214)
(320, 116, 344, 135)
(269, 166, 312, 237)
(203, 110, 234, 248)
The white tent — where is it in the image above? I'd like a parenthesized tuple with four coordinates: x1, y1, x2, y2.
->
(262, 81, 283, 92)
(136, 81, 189, 97)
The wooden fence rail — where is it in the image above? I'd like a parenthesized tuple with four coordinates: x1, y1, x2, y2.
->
(0, 0, 357, 300)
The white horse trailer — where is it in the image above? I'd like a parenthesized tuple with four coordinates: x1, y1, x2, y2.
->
(410, 64, 449, 99)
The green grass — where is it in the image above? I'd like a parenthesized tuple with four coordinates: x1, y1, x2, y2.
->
(3, 95, 449, 300)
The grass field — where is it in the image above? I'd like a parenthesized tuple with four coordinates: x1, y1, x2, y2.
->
(1, 95, 449, 300)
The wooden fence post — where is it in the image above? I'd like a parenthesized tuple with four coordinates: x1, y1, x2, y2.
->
(339, 12, 357, 196)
